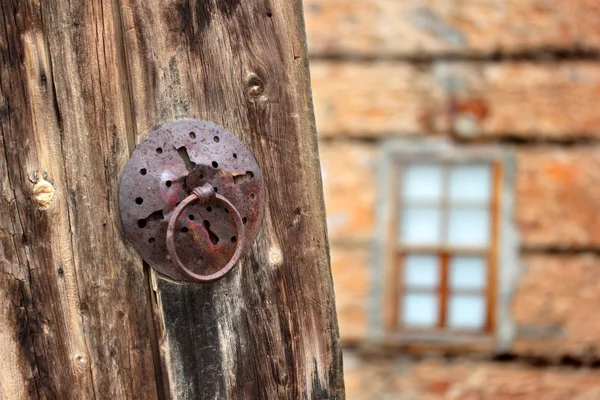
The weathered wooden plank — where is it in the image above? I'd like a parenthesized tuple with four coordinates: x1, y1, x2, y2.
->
(0, 0, 157, 398)
(0, 45, 34, 396)
(117, 0, 344, 398)
(1, 0, 342, 398)
(0, 274, 32, 399)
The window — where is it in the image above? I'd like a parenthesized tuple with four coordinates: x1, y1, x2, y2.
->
(374, 141, 517, 346)
(390, 159, 501, 334)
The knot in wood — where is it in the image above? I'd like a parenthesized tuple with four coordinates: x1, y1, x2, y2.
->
(32, 179, 55, 209)
(245, 73, 265, 98)
(268, 246, 284, 268)
(192, 183, 215, 204)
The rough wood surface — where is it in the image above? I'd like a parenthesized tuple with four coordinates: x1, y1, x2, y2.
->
(0, 0, 343, 399)
(0, 1, 158, 398)
(117, 0, 344, 397)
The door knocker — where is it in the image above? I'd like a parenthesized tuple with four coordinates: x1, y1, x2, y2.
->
(118, 120, 264, 283)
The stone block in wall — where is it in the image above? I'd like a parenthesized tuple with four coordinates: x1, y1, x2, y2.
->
(311, 62, 443, 137)
(304, 0, 600, 57)
(516, 148, 600, 248)
(512, 254, 600, 360)
(330, 246, 371, 342)
(311, 61, 600, 138)
(320, 141, 377, 244)
(343, 350, 600, 399)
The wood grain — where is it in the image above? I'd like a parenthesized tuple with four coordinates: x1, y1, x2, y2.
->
(116, 0, 344, 397)
(0, 0, 343, 398)
(0, 0, 157, 398)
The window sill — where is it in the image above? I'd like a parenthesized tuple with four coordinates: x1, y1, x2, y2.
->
(377, 331, 498, 354)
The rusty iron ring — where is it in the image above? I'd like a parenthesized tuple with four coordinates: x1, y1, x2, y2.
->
(166, 183, 245, 283)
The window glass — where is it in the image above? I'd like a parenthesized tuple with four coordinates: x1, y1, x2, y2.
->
(395, 159, 497, 334)
(402, 293, 438, 327)
(448, 164, 491, 203)
(400, 206, 441, 245)
(447, 207, 490, 247)
(402, 164, 443, 202)
(404, 255, 439, 288)
(447, 294, 485, 329)
(450, 256, 487, 290)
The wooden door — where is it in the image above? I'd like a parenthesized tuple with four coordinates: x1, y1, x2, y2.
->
(0, 1, 344, 398)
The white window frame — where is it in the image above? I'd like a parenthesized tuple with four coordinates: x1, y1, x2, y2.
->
(371, 139, 520, 350)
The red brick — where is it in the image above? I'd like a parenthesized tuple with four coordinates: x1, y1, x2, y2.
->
(343, 351, 600, 399)
(311, 61, 600, 138)
(304, 0, 600, 57)
(330, 246, 370, 342)
(512, 254, 600, 358)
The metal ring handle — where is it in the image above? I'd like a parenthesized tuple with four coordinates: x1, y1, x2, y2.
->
(166, 183, 245, 283)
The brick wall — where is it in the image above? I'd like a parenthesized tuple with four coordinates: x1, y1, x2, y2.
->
(305, 1, 600, 398)
(342, 350, 600, 400)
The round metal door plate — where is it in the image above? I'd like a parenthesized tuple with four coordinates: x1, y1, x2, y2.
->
(118, 120, 264, 282)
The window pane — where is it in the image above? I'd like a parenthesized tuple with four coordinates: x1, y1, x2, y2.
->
(402, 164, 443, 202)
(447, 207, 490, 247)
(450, 256, 487, 290)
(449, 164, 491, 203)
(448, 294, 485, 329)
(404, 255, 439, 288)
(402, 293, 438, 327)
(400, 206, 441, 245)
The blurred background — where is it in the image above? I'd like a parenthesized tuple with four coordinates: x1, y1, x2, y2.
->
(303, 1, 600, 399)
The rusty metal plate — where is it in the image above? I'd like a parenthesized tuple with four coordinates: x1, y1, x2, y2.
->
(118, 120, 264, 283)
